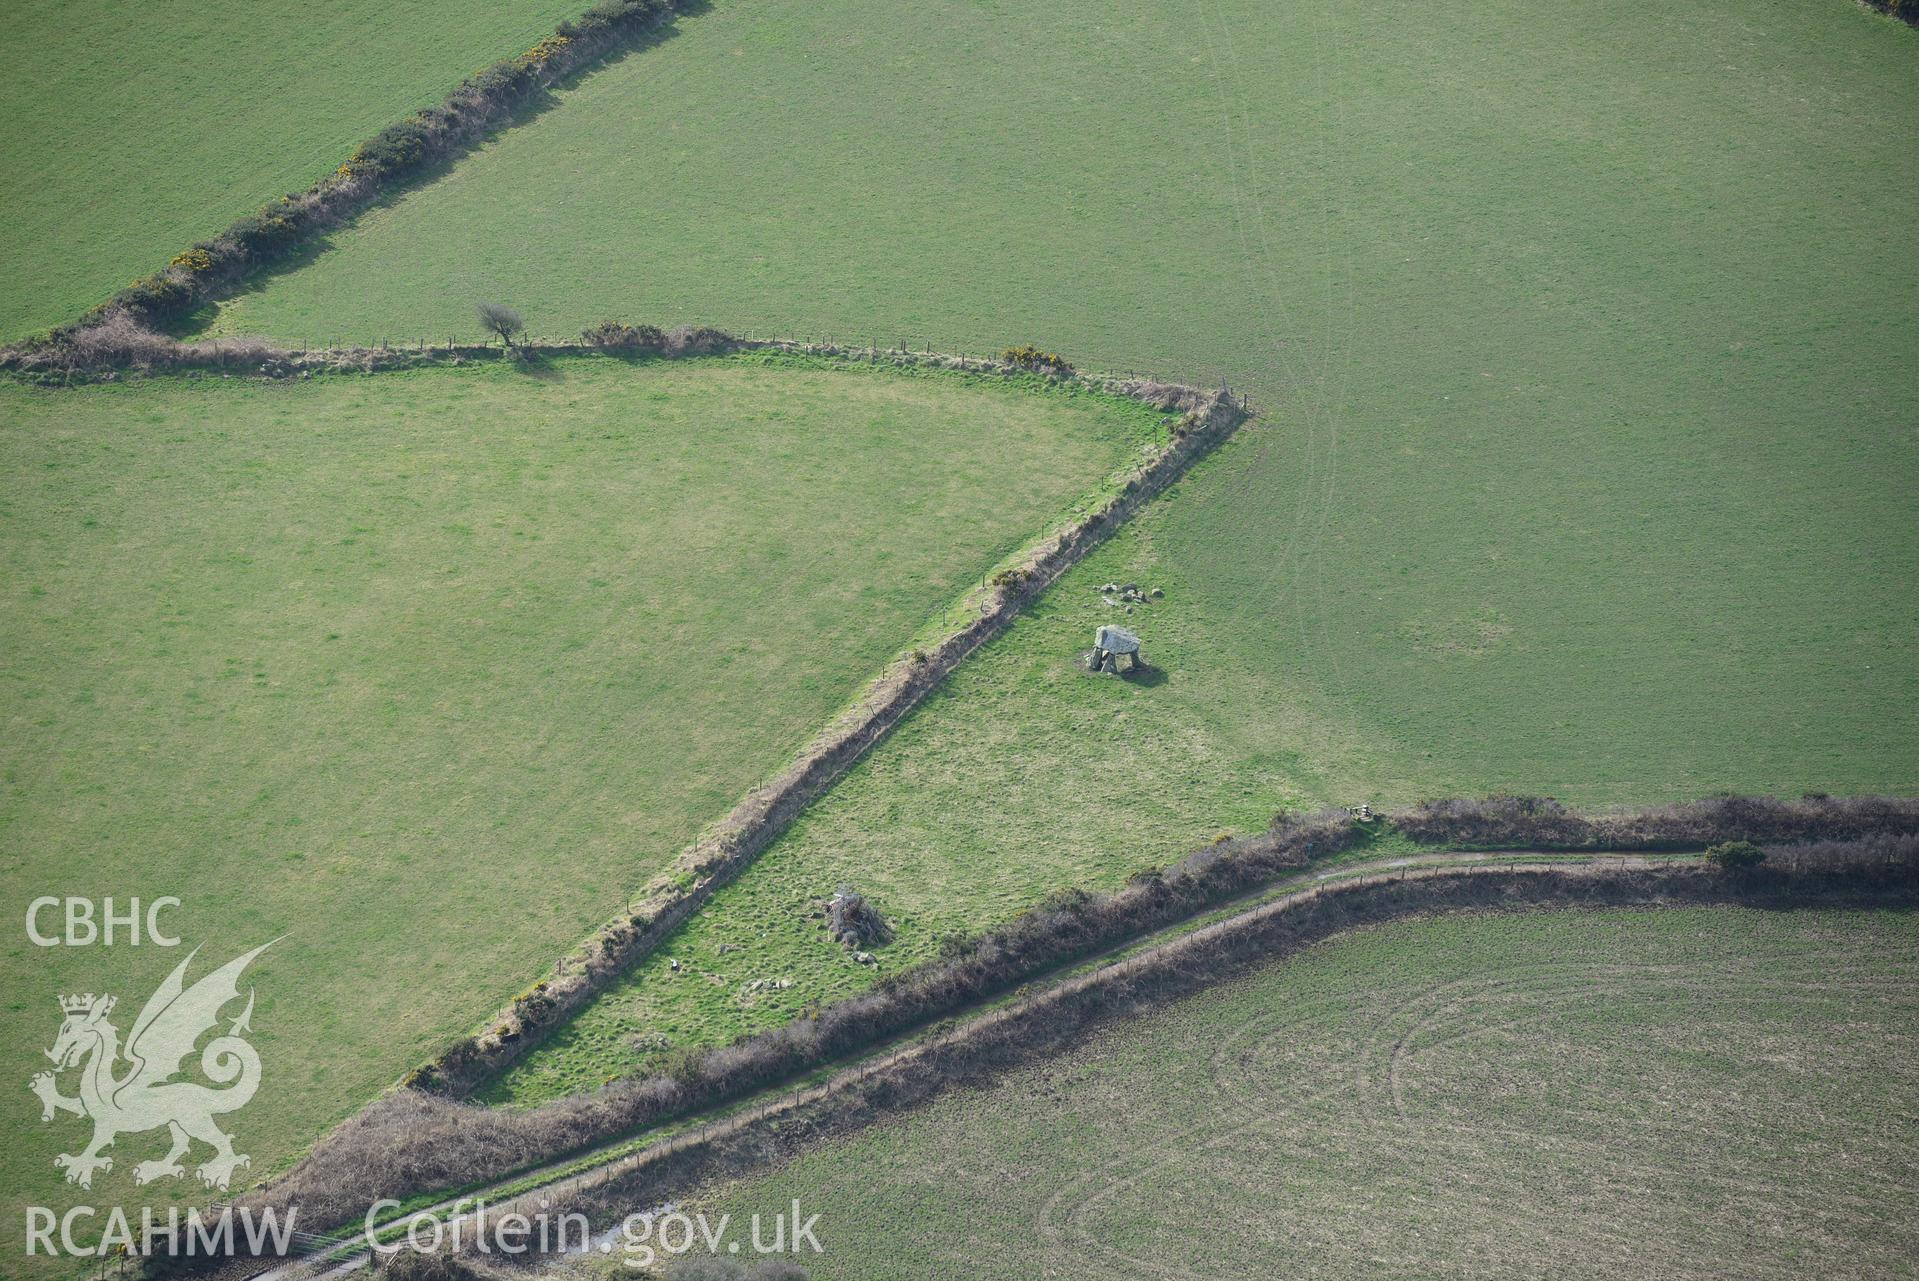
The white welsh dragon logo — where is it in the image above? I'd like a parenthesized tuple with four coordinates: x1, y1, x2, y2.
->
(31, 942, 272, 1191)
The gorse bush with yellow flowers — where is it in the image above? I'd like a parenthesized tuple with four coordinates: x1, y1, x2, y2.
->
(1001, 344, 1075, 375)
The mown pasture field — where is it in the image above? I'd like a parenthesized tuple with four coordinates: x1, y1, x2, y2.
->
(687, 905, 1919, 1280)
(480, 0, 1917, 1094)
(0, 0, 597, 340)
(0, 355, 1161, 1253)
(205, 0, 1917, 831)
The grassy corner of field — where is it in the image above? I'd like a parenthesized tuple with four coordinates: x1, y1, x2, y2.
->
(0, 351, 1168, 1261)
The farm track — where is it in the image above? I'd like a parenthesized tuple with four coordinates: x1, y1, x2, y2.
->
(247, 848, 1703, 1279)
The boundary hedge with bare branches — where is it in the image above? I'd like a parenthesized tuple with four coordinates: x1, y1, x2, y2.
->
(530, 837, 1919, 1249)
(10, 0, 696, 350)
(1394, 793, 1918, 849)
(219, 796, 1917, 1239)
(528, 838, 1919, 1251)
(182, 829, 1916, 1275)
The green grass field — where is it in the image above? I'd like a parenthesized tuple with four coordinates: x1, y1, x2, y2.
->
(200, 0, 1918, 801)
(0, 0, 590, 339)
(484, 0, 1918, 1095)
(0, 354, 1161, 1255)
(5, 0, 1916, 1259)
(684, 905, 1919, 1280)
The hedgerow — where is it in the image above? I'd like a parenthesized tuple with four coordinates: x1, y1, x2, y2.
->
(582, 320, 668, 351)
(1393, 792, 1919, 849)
(208, 808, 1359, 1237)
(527, 837, 1919, 1265)
(35, 0, 695, 340)
(1001, 344, 1074, 375)
(213, 795, 1917, 1240)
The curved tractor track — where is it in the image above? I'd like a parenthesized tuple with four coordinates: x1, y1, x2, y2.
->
(1035, 936, 1915, 1279)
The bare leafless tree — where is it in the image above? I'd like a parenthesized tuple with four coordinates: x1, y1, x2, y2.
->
(476, 301, 524, 350)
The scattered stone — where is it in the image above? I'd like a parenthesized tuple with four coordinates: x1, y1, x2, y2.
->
(1098, 581, 1153, 605)
(854, 951, 876, 966)
(824, 887, 892, 948)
